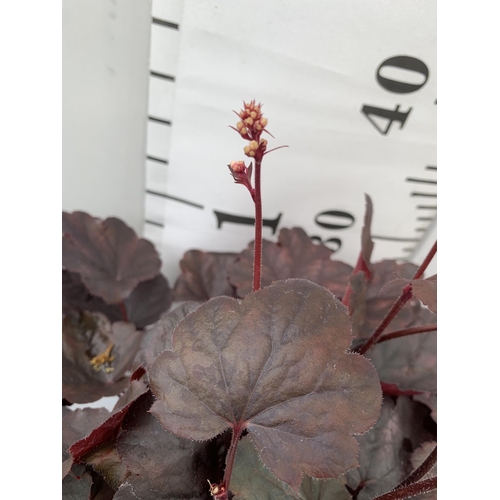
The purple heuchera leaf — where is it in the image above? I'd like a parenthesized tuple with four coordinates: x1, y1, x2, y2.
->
(228, 228, 353, 299)
(122, 273, 173, 328)
(62, 211, 161, 304)
(173, 250, 238, 301)
(63, 270, 173, 329)
(142, 301, 203, 367)
(62, 407, 111, 478)
(149, 279, 382, 491)
(115, 391, 211, 499)
(346, 397, 435, 500)
(68, 378, 148, 462)
(367, 308, 437, 419)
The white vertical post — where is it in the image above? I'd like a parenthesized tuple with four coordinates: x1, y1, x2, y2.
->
(62, 0, 152, 234)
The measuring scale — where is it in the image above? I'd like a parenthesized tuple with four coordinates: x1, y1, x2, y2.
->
(143, 0, 437, 284)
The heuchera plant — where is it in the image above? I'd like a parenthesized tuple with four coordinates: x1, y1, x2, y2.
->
(62, 101, 437, 500)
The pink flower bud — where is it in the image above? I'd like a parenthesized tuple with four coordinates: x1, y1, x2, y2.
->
(229, 160, 246, 173)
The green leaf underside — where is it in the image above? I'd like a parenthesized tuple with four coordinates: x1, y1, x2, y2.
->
(62, 466, 93, 499)
(231, 435, 352, 499)
(149, 279, 382, 490)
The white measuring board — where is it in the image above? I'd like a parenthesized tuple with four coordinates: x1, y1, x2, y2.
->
(144, 0, 437, 284)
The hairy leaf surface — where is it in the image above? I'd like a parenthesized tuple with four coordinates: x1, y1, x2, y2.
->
(231, 435, 352, 499)
(173, 250, 238, 301)
(150, 279, 382, 490)
(228, 228, 353, 298)
(411, 441, 437, 500)
(143, 301, 203, 367)
(62, 211, 161, 303)
(69, 379, 148, 462)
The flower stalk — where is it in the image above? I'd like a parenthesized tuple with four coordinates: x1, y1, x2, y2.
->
(228, 100, 287, 292)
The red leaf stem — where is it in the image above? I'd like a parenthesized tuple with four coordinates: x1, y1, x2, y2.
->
(397, 445, 437, 488)
(372, 476, 437, 500)
(412, 241, 437, 280)
(355, 284, 413, 355)
(219, 424, 246, 499)
(119, 301, 129, 323)
(376, 324, 437, 345)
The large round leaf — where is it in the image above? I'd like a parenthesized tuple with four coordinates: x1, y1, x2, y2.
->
(62, 211, 161, 304)
(149, 279, 382, 490)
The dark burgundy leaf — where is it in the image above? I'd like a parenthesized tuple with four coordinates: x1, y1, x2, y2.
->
(380, 275, 437, 314)
(63, 270, 122, 320)
(123, 273, 173, 328)
(173, 250, 238, 301)
(149, 279, 382, 491)
(69, 378, 148, 462)
(63, 408, 111, 478)
(116, 391, 210, 499)
(228, 228, 353, 298)
(366, 309, 437, 419)
(143, 301, 203, 367)
(64, 271, 173, 329)
(345, 397, 435, 500)
(231, 435, 352, 499)
(62, 211, 161, 303)
(63, 311, 144, 403)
